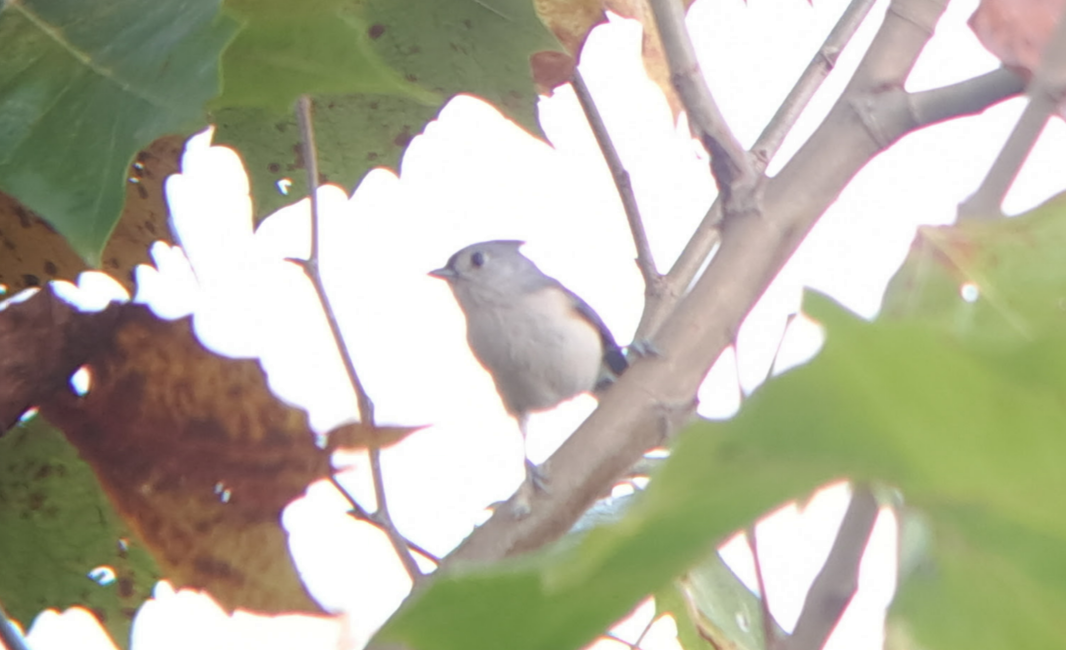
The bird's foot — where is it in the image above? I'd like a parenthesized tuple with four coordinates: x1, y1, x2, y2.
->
(526, 458, 550, 493)
(628, 338, 660, 358)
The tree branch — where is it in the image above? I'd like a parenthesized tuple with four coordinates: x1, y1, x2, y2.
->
(435, 0, 1017, 567)
(781, 485, 879, 650)
(959, 3, 1066, 219)
(291, 96, 421, 582)
(635, 0, 879, 342)
(648, 0, 756, 207)
(571, 70, 661, 293)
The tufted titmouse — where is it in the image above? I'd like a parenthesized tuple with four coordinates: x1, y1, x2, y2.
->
(429, 240, 627, 498)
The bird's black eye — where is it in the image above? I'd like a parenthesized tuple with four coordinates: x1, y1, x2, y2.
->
(470, 251, 485, 268)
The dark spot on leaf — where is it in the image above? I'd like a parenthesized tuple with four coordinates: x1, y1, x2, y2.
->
(34, 464, 53, 479)
(318, 173, 328, 184)
(91, 607, 107, 623)
(22, 274, 39, 287)
(43, 261, 57, 276)
(268, 163, 281, 174)
(118, 576, 134, 598)
(463, 19, 472, 28)
(194, 555, 237, 579)
(145, 221, 157, 234)
(369, 101, 379, 110)
(393, 127, 413, 148)
(367, 152, 379, 161)
(28, 491, 45, 510)
(368, 23, 386, 39)
(15, 206, 32, 228)
(405, 73, 417, 83)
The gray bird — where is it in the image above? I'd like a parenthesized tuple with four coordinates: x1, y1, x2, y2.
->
(429, 240, 627, 498)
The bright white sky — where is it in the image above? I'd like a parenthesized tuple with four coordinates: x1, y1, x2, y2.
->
(13, 0, 1066, 648)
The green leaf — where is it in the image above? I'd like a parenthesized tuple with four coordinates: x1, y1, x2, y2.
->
(215, 0, 434, 110)
(212, 94, 438, 223)
(655, 583, 707, 650)
(0, 416, 160, 649)
(212, 0, 562, 222)
(361, 0, 558, 138)
(676, 552, 780, 650)
(0, 0, 237, 265)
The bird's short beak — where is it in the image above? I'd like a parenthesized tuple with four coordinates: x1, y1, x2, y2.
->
(428, 267, 456, 280)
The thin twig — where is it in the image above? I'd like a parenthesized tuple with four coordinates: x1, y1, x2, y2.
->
(293, 96, 421, 581)
(367, 446, 423, 578)
(647, 0, 755, 207)
(571, 70, 661, 291)
(294, 97, 375, 425)
(746, 527, 778, 650)
(751, 0, 879, 168)
(636, 0, 877, 341)
(959, 3, 1066, 219)
(0, 602, 29, 650)
(329, 474, 441, 565)
(781, 484, 879, 650)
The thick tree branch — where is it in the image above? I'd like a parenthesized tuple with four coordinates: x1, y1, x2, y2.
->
(648, 0, 756, 207)
(571, 70, 662, 292)
(959, 3, 1066, 219)
(435, 0, 1019, 567)
(781, 485, 879, 650)
(635, 0, 879, 342)
(291, 96, 421, 582)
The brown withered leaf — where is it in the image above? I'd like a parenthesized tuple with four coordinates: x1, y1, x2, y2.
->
(37, 304, 412, 614)
(532, 0, 606, 92)
(0, 136, 181, 296)
(970, 0, 1066, 77)
(100, 136, 185, 287)
(531, 0, 695, 116)
(325, 421, 422, 453)
(0, 288, 120, 431)
(0, 194, 88, 295)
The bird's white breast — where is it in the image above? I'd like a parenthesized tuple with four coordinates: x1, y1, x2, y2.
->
(465, 286, 603, 415)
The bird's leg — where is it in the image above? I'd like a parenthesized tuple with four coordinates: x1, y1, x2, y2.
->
(519, 414, 549, 493)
